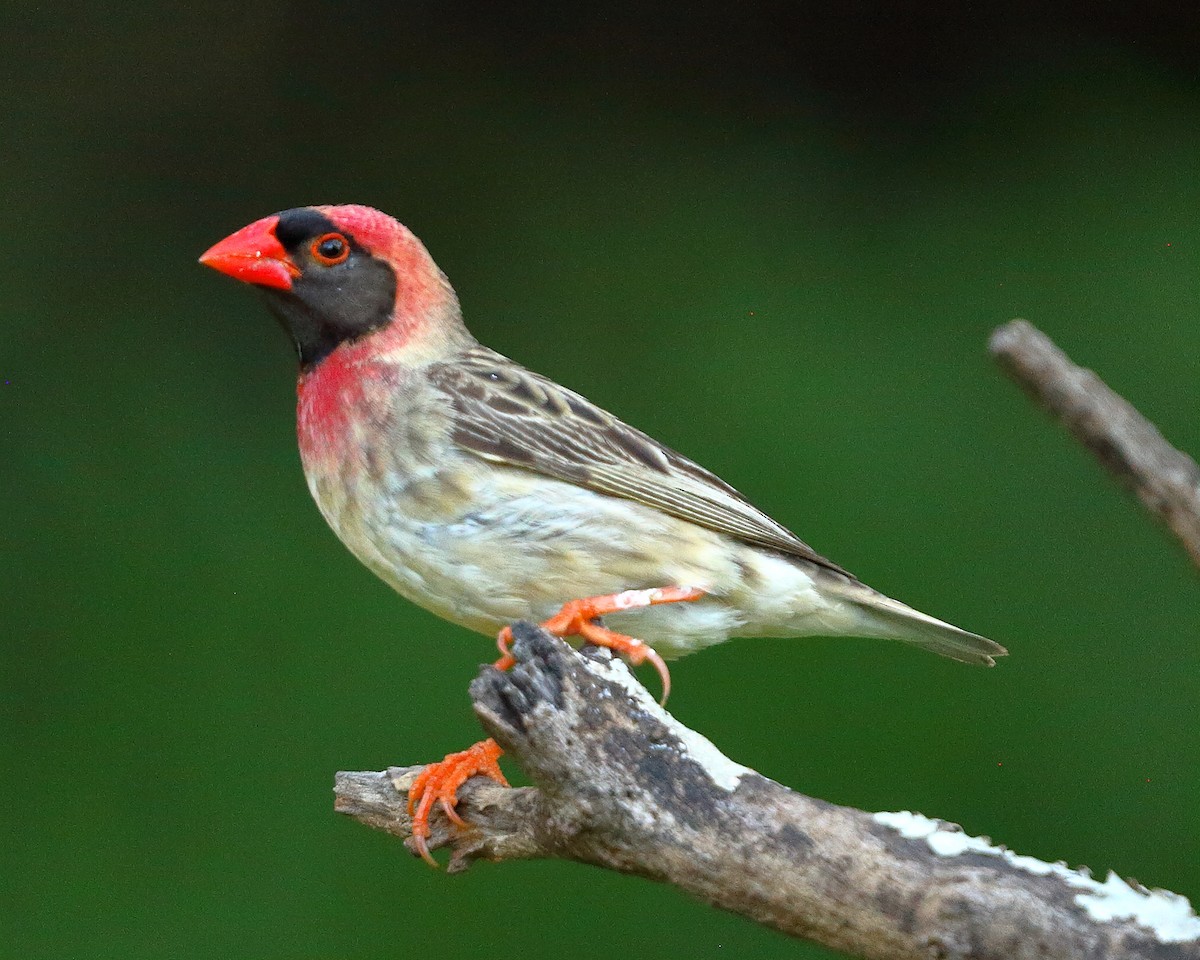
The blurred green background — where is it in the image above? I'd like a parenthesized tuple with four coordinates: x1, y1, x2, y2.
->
(4, 3, 1199, 958)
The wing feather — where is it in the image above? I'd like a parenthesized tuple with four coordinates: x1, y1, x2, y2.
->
(427, 347, 854, 578)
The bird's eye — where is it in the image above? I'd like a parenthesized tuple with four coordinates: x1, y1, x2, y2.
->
(311, 233, 350, 266)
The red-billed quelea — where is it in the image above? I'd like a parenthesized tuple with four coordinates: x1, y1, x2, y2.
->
(200, 204, 1005, 864)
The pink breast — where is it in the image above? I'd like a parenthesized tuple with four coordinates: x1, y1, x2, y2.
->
(296, 343, 379, 467)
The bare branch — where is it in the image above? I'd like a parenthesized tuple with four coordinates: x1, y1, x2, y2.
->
(335, 623, 1200, 960)
(990, 318, 1200, 567)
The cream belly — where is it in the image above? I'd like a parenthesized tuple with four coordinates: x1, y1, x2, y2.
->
(304, 453, 860, 659)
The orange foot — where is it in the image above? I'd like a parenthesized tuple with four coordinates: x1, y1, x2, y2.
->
(493, 585, 707, 705)
(407, 737, 508, 867)
(410, 586, 704, 867)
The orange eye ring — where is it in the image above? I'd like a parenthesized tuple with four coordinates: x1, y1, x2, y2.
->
(311, 232, 350, 265)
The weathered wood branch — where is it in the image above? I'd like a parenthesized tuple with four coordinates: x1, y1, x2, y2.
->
(990, 318, 1200, 567)
(335, 623, 1200, 960)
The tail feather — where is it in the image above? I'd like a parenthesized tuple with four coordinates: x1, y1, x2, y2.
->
(823, 578, 1006, 667)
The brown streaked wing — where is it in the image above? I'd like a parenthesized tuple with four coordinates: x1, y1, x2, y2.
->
(426, 347, 855, 578)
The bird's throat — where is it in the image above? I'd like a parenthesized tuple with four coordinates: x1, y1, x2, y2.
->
(296, 346, 376, 465)
(264, 267, 395, 372)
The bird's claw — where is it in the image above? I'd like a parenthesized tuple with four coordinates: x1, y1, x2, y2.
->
(407, 738, 508, 867)
(493, 585, 704, 704)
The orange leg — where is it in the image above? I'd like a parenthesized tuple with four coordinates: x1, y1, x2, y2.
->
(407, 738, 508, 867)
(494, 585, 706, 705)
(412, 585, 704, 867)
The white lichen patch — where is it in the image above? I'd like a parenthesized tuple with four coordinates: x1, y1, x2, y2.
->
(874, 810, 1200, 944)
(583, 653, 751, 792)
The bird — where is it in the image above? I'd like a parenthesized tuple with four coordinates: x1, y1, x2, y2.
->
(200, 204, 1005, 864)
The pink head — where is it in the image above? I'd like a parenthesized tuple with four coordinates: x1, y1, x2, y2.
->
(199, 204, 462, 368)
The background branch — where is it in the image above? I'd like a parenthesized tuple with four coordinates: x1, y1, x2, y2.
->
(335, 623, 1200, 960)
(990, 318, 1200, 567)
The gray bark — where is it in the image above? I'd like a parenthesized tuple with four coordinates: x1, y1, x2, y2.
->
(335, 623, 1200, 960)
(990, 318, 1200, 568)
